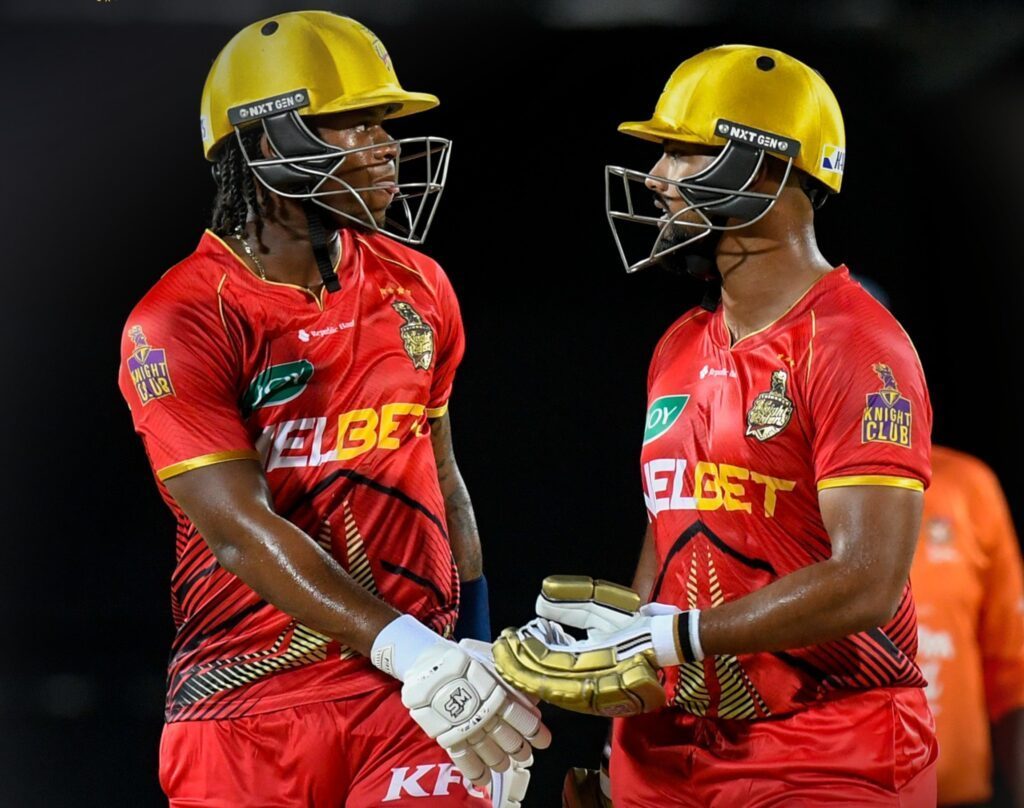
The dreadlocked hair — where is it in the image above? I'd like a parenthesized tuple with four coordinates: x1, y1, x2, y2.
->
(210, 128, 267, 238)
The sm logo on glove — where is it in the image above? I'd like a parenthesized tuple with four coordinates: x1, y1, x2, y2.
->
(444, 686, 474, 719)
(431, 680, 481, 724)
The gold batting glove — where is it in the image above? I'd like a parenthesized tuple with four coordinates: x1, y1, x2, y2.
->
(493, 576, 704, 717)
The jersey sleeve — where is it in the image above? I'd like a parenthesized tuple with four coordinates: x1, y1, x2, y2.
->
(118, 290, 257, 481)
(807, 308, 932, 492)
(426, 262, 466, 418)
(967, 460, 1024, 721)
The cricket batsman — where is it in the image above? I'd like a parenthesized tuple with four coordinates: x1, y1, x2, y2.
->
(118, 12, 548, 805)
(494, 45, 937, 806)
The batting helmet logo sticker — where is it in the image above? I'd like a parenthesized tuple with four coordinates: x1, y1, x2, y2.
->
(821, 145, 845, 174)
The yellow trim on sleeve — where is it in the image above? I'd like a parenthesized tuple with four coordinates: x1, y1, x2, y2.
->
(425, 403, 449, 419)
(157, 449, 261, 481)
(817, 475, 924, 492)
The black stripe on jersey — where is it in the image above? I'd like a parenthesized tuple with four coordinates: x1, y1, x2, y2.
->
(173, 598, 270, 657)
(773, 650, 828, 683)
(866, 628, 904, 662)
(286, 468, 448, 541)
(175, 558, 221, 608)
(650, 520, 776, 603)
(381, 559, 448, 607)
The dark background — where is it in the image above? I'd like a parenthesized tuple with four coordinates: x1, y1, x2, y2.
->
(2, 0, 1023, 804)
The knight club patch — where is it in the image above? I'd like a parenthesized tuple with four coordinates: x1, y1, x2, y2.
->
(392, 302, 434, 370)
(126, 325, 175, 406)
(746, 369, 794, 441)
(862, 363, 912, 447)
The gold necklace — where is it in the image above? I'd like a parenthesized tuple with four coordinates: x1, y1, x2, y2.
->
(233, 233, 267, 281)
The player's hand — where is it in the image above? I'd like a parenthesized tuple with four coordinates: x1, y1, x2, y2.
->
(492, 576, 700, 717)
(458, 639, 536, 806)
(534, 574, 679, 637)
(396, 630, 551, 790)
(562, 767, 613, 808)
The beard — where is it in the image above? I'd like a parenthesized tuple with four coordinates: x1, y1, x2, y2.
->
(651, 218, 719, 280)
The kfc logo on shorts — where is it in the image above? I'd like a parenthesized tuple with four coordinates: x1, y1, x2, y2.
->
(384, 763, 488, 801)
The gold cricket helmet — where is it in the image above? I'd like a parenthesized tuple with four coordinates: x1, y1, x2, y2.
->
(606, 45, 845, 274)
(200, 11, 451, 249)
(619, 44, 845, 193)
(200, 11, 438, 160)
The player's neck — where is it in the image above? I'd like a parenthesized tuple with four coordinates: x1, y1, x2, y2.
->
(234, 218, 343, 290)
(715, 227, 832, 346)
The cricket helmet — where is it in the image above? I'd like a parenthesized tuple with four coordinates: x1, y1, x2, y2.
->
(201, 11, 450, 261)
(606, 45, 845, 274)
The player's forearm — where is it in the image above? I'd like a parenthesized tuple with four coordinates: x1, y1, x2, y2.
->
(430, 413, 483, 580)
(698, 558, 902, 657)
(993, 708, 1024, 807)
(632, 524, 657, 602)
(443, 470, 483, 580)
(208, 509, 399, 655)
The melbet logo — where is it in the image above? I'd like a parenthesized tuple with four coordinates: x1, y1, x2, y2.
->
(643, 458, 796, 518)
(257, 403, 429, 472)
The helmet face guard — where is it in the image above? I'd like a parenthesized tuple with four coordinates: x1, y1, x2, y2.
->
(233, 105, 451, 245)
(605, 135, 795, 275)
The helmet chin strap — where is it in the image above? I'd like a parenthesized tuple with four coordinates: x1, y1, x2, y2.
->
(302, 201, 342, 292)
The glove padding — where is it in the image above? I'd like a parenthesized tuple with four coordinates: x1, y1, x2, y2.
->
(460, 640, 535, 807)
(493, 576, 682, 717)
(490, 752, 533, 808)
(402, 639, 551, 790)
(535, 575, 643, 635)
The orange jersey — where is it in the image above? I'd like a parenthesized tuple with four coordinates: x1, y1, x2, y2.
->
(910, 446, 1024, 804)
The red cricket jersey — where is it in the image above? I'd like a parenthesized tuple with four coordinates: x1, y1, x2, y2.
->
(642, 267, 932, 719)
(118, 229, 464, 722)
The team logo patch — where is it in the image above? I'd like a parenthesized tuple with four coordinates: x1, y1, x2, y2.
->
(644, 395, 690, 445)
(242, 360, 315, 416)
(862, 364, 912, 447)
(745, 370, 794, 441)
(821, 144, 845, 174)
(353, 20, 393, 69)
(126, 325, 175, 405)
(393, 302, 434, 370)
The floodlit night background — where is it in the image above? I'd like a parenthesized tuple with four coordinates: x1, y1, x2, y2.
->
(2, 0, 1023, 804)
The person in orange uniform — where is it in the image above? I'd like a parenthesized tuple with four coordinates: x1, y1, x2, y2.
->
(912, 446, 1024, 806)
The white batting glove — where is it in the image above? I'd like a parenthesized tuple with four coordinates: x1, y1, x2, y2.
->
(371, 615, 552, 790)
(459, 639, 535, 807)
